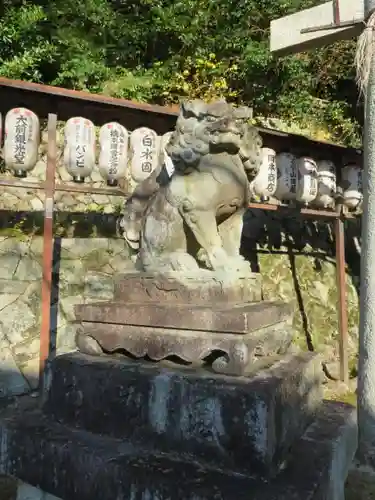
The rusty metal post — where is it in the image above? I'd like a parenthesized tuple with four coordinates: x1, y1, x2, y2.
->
(334, 211, 349, 385)
(39, 113, 57, 391)
(333, 0, 341, 24)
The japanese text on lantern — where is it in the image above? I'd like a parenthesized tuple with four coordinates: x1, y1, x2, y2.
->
(109, 128, 125, 175)
(130, 127, 159, 183)
(267, 154, 277, 193)
(75, 144, 87, 169)
(63, 117, 95, 182)
(14, 114, 28, 164)
(98, 122, 128, 185)
(141, 134, 154, 173)
(290, 159, 297, 194)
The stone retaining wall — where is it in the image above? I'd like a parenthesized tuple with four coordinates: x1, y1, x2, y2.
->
(0, 235, 133, 397)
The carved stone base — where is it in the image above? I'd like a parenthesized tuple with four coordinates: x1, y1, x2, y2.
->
(74, 271, 293, 375)
(75, 295, 294, 375)
(75, 320, 294, 376)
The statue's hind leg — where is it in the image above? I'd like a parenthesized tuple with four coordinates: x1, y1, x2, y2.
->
(181, 207, 230, 271)
(217, 208, 251, 272)
(218, 208, 245, 257)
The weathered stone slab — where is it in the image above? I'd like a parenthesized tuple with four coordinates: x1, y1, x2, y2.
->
(76, 319, 294, 375)
(43, 351, 322, 476)
(75, 300, 292, 334)
(113, 271, 263, 303)
(0, 401, 357, 500)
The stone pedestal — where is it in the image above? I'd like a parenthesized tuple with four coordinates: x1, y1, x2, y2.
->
(0, 271, 358, 499)
(75, 271, 294, 375)
(0, 352, 357, 500)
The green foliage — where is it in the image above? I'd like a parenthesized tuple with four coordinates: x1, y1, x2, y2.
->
(0, 0, 361, 147)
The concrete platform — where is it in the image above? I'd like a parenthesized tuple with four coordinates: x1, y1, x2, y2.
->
(43, 352, 322, 476)
(0, 401, 357, 500)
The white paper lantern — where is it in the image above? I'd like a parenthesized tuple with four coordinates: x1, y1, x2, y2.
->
(250, 147, 278, 200)
(130, 127, 159, 183)
(98, 122, 128, 186)
(4, 108, 40, 177)
(314, 160, 336, 208)
(274, 152, 298, 201)
(63, 117, 96, 183)
(342, 164, 363, 210)
(296, 157, 318, 205)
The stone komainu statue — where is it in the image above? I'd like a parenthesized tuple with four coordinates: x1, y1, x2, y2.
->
(120, 99, 263, 273)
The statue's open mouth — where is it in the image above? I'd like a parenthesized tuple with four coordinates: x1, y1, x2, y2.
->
(122, 226, 141, 250)
(125, 236, 140, 250)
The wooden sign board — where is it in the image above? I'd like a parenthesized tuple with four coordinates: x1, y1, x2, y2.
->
(270, 0, 364, 56)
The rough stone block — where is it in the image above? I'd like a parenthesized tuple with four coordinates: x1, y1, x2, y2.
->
(75, 300, 292, 334)
(113, 271, 263, 303)
(0, 401, 357, 500)
(43, 352, 322, 476)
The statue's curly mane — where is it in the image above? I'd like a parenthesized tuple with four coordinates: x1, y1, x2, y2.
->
(165, 99, 263, 178)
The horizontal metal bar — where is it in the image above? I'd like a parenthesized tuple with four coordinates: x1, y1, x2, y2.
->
(247, 202, 342, 218)
(0, 178, 127, 196)
(0, 177, 358, 219)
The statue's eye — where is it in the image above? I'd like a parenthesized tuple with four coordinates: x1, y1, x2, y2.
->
(205, 116, 215, 122)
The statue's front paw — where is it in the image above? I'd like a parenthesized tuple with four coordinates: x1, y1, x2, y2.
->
(199, 248, 251, 273)
(225, 255, 251, 273)
(206, 247, 230, 271)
